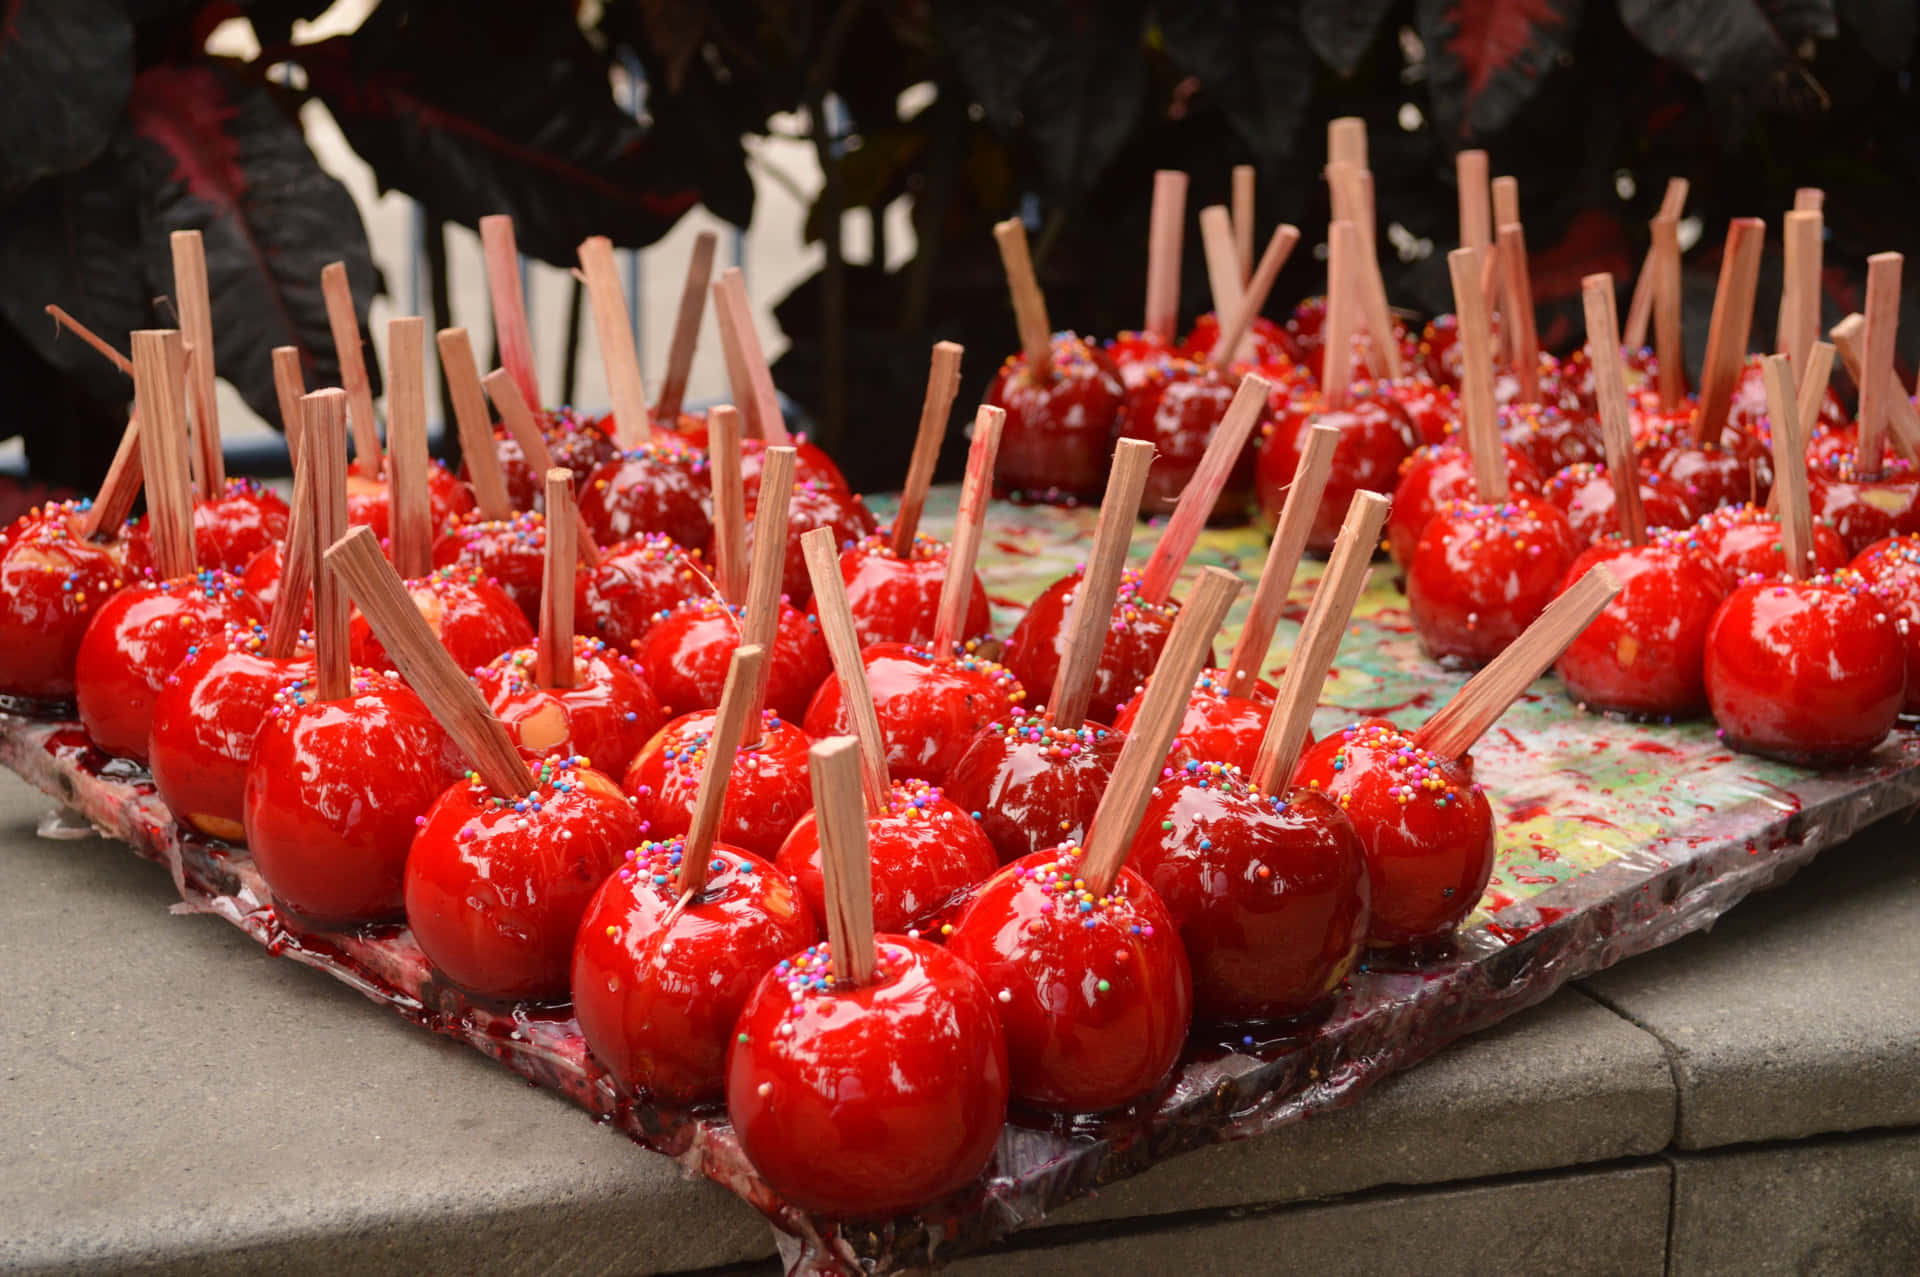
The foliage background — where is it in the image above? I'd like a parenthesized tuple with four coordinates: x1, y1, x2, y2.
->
(2, 0, 1916, 493)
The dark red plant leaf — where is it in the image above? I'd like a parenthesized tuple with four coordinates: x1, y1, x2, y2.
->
(1160, 0, 1319, 168)
(300, 0, 741, 264)
(0, 0, 134, 202)
(1303, 0, 1401, 76)
(1417, 0, 1586, 141)
(126, 59, 374, 427)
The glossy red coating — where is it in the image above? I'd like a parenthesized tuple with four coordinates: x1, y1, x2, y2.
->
(348, 567, 533, 676)
(1704, 572, 1906, 765)
(944, 710, 1127, 863)
(1689, 504, 1849, 583)
(1177, 313, 1300, 368)
(239, 540, 312, 633)
(405, 757, 642, 1000)
(74, 571, 258, 763)
(983, 334, 1126, 502)
(193, 479, 289, 571)
(1127, 765, 1369, 1023)
(0, 502, 149, 700)
(776, 778, 998, 935)
(726, 936, 1009, 1218)
(1288, 296, 1416, 379)
(1806, 457, 1920, 556)
(837, 532, 990, 648)
(476, 636, 668, 776)
(480, 407, 621, 510)
(1406, 497, 1581, 668)
(148, 623, 314, 840)
(1382, 377, 1459, 447)
(1000, 568, 1178, 727)
(572, 840, 818, 1104)
(736, 435, 850, 497)
(636, 597, 829, 721)
(1105, 330, 1176, 391)
(576, 533, 709, 656)
(803, 641, 1025, 785)
(1110, 667, 1280, 778)
(1850, 535, 1920, 713)
(345, 462, 474, 542)
(1257, 387, 1417, 554)
(1552, 538, 1729, 719)
(432, 509, 552, 620)
(1115, 361, 1258, 519)
(1500, 403, 1603, 477)
(1653, 444, 1768, 517)
(579, 439, 714, 552)
(1542, 463, 1696, 544)
(945, 843, 1192, 1111)
(1387, 443, 1542, 570)
(748, 478, 878, 605)
(243, 674, 464, 925)
(623, 707, 814, 859)
(1293, 720, 1496, 949)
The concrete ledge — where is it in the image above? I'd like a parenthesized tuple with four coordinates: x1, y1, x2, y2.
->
(1668, 1130, 1920, 1276)
(1582, 817, 1920, 1150)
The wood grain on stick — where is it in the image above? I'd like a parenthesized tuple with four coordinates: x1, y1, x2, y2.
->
(1623, 177, 1688, 349)
(1415, 567, 1621, 760)
(537, 470, 578, 688)
(803, 528, 892, 812)
(1447, 247, 1507, 502)
(1146, 171, 1189, 342)
(1762, 355, 1813, 580)
(327, 525, 535, 796)
(740, 447, 795, 746)
(932, 406, 1004, 657)
(891, 341, 965, 556)
(1829, 316, 1920, 461)
(83, 417, 145, 540)
(1251, 490, 1390, 792)
(1651, 217, 1686, 412)
(302, 390, 352, 701)
(45, 305, 132, 374)
(171, 231, 224, 498)
(810, 736, 876, 985)
(1778, 210, 1822, 374)
(1498, 223, 1539, 400)
(707, 405, 748, 604)
(130, 330, 196, 579)
(1080, 568, 1242, 896)
(678, 643, 768, 895)
(1321, 220, 1360, 408)
(1231, 166, 1256, 284)
(1694, 218, 1765, 445)
(1209, 224, 1299, 373)
(656, 230, 717, 424)
(482, 368, 601, 567)
(1225, 424, 1340, 698)
(1581, 274, 1646, 545)
(713, 268, 788, 443)
(577, 235, 653, 447)
(479, 216, 541, 413)
(384, 318, 433, 578)
(265, 414, 313, 661)
(1050, 440, 1153, 730)
(321, 261, 382, 477)
(1456, 150, 1491, 250)
(436, 328, 512, 520)
(1139, 373, 1272, 604)
(1857, 252, 1903, 473)
(1794, 341, 1837, 454)
(994, 218, 1054, 377)
(1198, 205, 1252, 362)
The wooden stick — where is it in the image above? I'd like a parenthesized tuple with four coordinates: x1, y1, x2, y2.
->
(1198, 205, 1253, 363)
(1326, 163, 1399, 380)
(1582, 274, 1646, 545)
(130, 331, 196, 579)
(1795, 340, 1837, 449)
(384, 318, 433, 579)
(707, 405, 749, 604)
(1778, 209, 1822, 374)
(1328, 117, 1368, 173)
(1857, 252, 1903, 473)
(678, 644, 770, 895)
(1415, 566, 1621, 759)
(1456, 150, 1492, 251)
(656, 231, 718, 425)
(327, 526, 535, 796)
(1322, 220, 1360, 408)
(1232, 165, 1256, 285)
(713, 268, 788, 443)
(1448, 247, 1507, 502)
(1080, 568, 1242, 895)
(1483, 177, 1521, 328)
(1694, 218, 1766, 445)
(265, 414, 314, 661)
(809, 736, 876, 985)
(993, 218, 1053, 379)
(891, 341, 965, 556)
(271, 346, 306, 456)
(1623, 178, 1689, 349)
(1830, 316, 1920, 460)
(303, 390, 352, 700)
(740, 447, 796, 746)
(577, 236, 653, 447)
(479, 215, 541, 414)
(170, 231, 224, 499)
(436, 328, 513, 521)
(1210, 224, 1301, 374)
(482, 368, 601, 567)
(1794, 187, 1824, 212)
(1226, 424, 1340, 697)
(1050, 439, 1155, 731)
(1498, 222, 1540, 399)
(1139, 373, 1272, 605)
(45, 305, 132, 375)
(536, 470, 578, 688)
(1251, 490, 1390, 792)
(1145, 171, 1189, 342)
(930, 406, 1004, 660)
(83, 418, 145, 540)
(802, 528, 892, 812)
(321, 260, 382, 477)
(1762, 354, 1814, 581)
(1651, 216, 1686, 413)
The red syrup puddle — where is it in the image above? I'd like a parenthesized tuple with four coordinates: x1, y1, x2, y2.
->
(992, 540, 1036, 557)
(1506, 802, 1551, 823)
(1629, 740, 1683, 756)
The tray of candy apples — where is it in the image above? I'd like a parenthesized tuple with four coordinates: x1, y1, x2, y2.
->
(9, 129, 1920, 1274)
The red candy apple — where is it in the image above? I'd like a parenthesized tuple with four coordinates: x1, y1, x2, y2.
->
(836, 532, 990, 648)
(803, 641, 1025, 785)
(476, 636, 667, 777)
(943, 709, 1129, 863)
(623, 707, 815, 859)
(1406, 497, 1581, 667)
(0, 500, 150, 702)
(638, 596, 829, 722)
(1552, 536, 1728, 719)
(348, 566, 534, 676)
